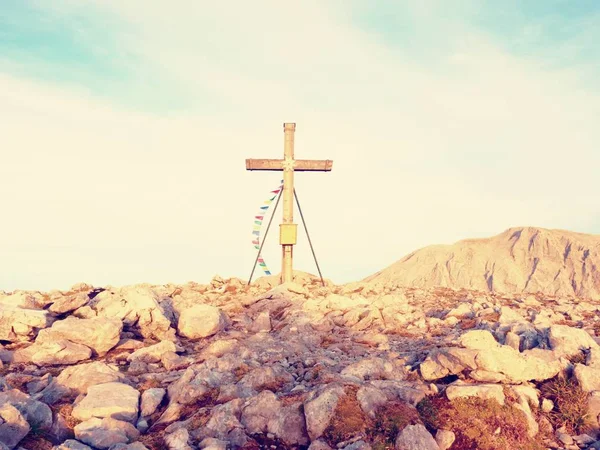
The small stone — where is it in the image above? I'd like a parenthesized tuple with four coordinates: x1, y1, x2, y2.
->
(128, 341, 177, 364)
(199, 438, 229, 450)
(53, 440, 93, 449)
(136, 418, 149, 433)
(395, 424, 439, 450)
(557, 432, 574, 446)
(573, 434, 596, 446)
(164, 428, 193, 450)
(541, 398, 554, 413)
(435, 429, 455, 450)
(504, 332, 521, 351)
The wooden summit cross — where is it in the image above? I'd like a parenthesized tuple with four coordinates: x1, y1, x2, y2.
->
(246, 123, 333, 284)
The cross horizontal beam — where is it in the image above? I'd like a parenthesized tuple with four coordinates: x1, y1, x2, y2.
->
(246, 159, 333, 172)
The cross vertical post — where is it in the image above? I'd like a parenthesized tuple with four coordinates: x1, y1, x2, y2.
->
(281, 123, 295, 283)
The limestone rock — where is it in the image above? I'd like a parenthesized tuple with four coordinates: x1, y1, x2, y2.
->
(541, 398, 554, 413)
(72, 382, 140, 423)
(49, 292, 90, 315)
(574, 364, 600, 392)
(251, 311, 272, 333)
(240, 390, 281, 435)
(446, 303, 473, 319)
(56, 361, 124, 394)
(395, 424, 440, 450)
(36, 317, 122, 356)
(164, 428, 193, 450)
(0, 305, 54, 342)
(435, 429, 455, 450)
(178, 305, 227, 339)
(548, 325, 599, 357)
(308, 441, 334, 450)
(459, 330, 561, 383)
(238, 365, 295, 392)
(0, 389, 53, 433)
(0, 403, 30, 450)
(343, 441, 371, 450)
(304, 384, 345, 441)
(127, 341, 177, 364)
(199, 438, 228, 450)
(88, 286, 175, 341)
(356, 385, 388, 418)
(140, 388, 166, 417)
(446, 382, 505, 405)
(74, 417, 140, 449)
(13, 340, 92, 366)
(419, 348, 478, 380)
(341, 357, 398, 381)
(270, 403, 309, 446)
(53, 440, 93, 449)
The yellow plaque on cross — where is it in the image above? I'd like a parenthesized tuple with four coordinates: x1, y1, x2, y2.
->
(279, 224, 297, 245)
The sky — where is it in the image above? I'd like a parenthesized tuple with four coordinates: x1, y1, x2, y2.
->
(1, 0, 600, 291)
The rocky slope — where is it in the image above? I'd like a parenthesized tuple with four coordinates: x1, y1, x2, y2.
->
(3, 274, 600, 449)
(364, 226, 600, 299)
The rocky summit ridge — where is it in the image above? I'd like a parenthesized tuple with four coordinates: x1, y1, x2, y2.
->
(364, 226, 600, 299)
(3, 273, 600, 449)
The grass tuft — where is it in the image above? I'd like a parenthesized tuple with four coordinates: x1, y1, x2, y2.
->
(417, 394, 544, 450)
(539, 375, 592, 434)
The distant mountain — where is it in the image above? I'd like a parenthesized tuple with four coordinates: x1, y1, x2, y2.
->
(364, 227, 600, 299)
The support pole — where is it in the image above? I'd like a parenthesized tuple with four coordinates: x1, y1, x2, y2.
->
(294, 189, 325, 287)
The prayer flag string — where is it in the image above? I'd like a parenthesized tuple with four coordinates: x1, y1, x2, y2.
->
(252, 180, 283, 275)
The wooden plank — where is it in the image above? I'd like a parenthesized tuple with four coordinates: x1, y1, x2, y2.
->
(246, 159, 333, 172)
(295, 159, 333, 172)
(246, 159, 283, 171)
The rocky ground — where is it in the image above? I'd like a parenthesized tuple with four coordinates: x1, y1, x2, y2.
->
(2, 273, 600, 449)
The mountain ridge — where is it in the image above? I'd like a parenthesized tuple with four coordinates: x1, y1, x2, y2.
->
(364, 226, 600, 299)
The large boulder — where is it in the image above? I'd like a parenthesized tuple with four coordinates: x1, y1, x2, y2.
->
(0, 305, 54, 342)
(72, 382, 140, 423)
(36, 317, 122, 356)
(56, 361, 125, 394)
(419, 348, 478, 380)
(177, 305, 227, 339)
(74, 417, 140, 449)
(13, 340, 92, 366)
(87, 286, 175, 341)
(548, 325, 599, 357)
(421, 330, 561, 384)
(49, 292, 90, 315)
